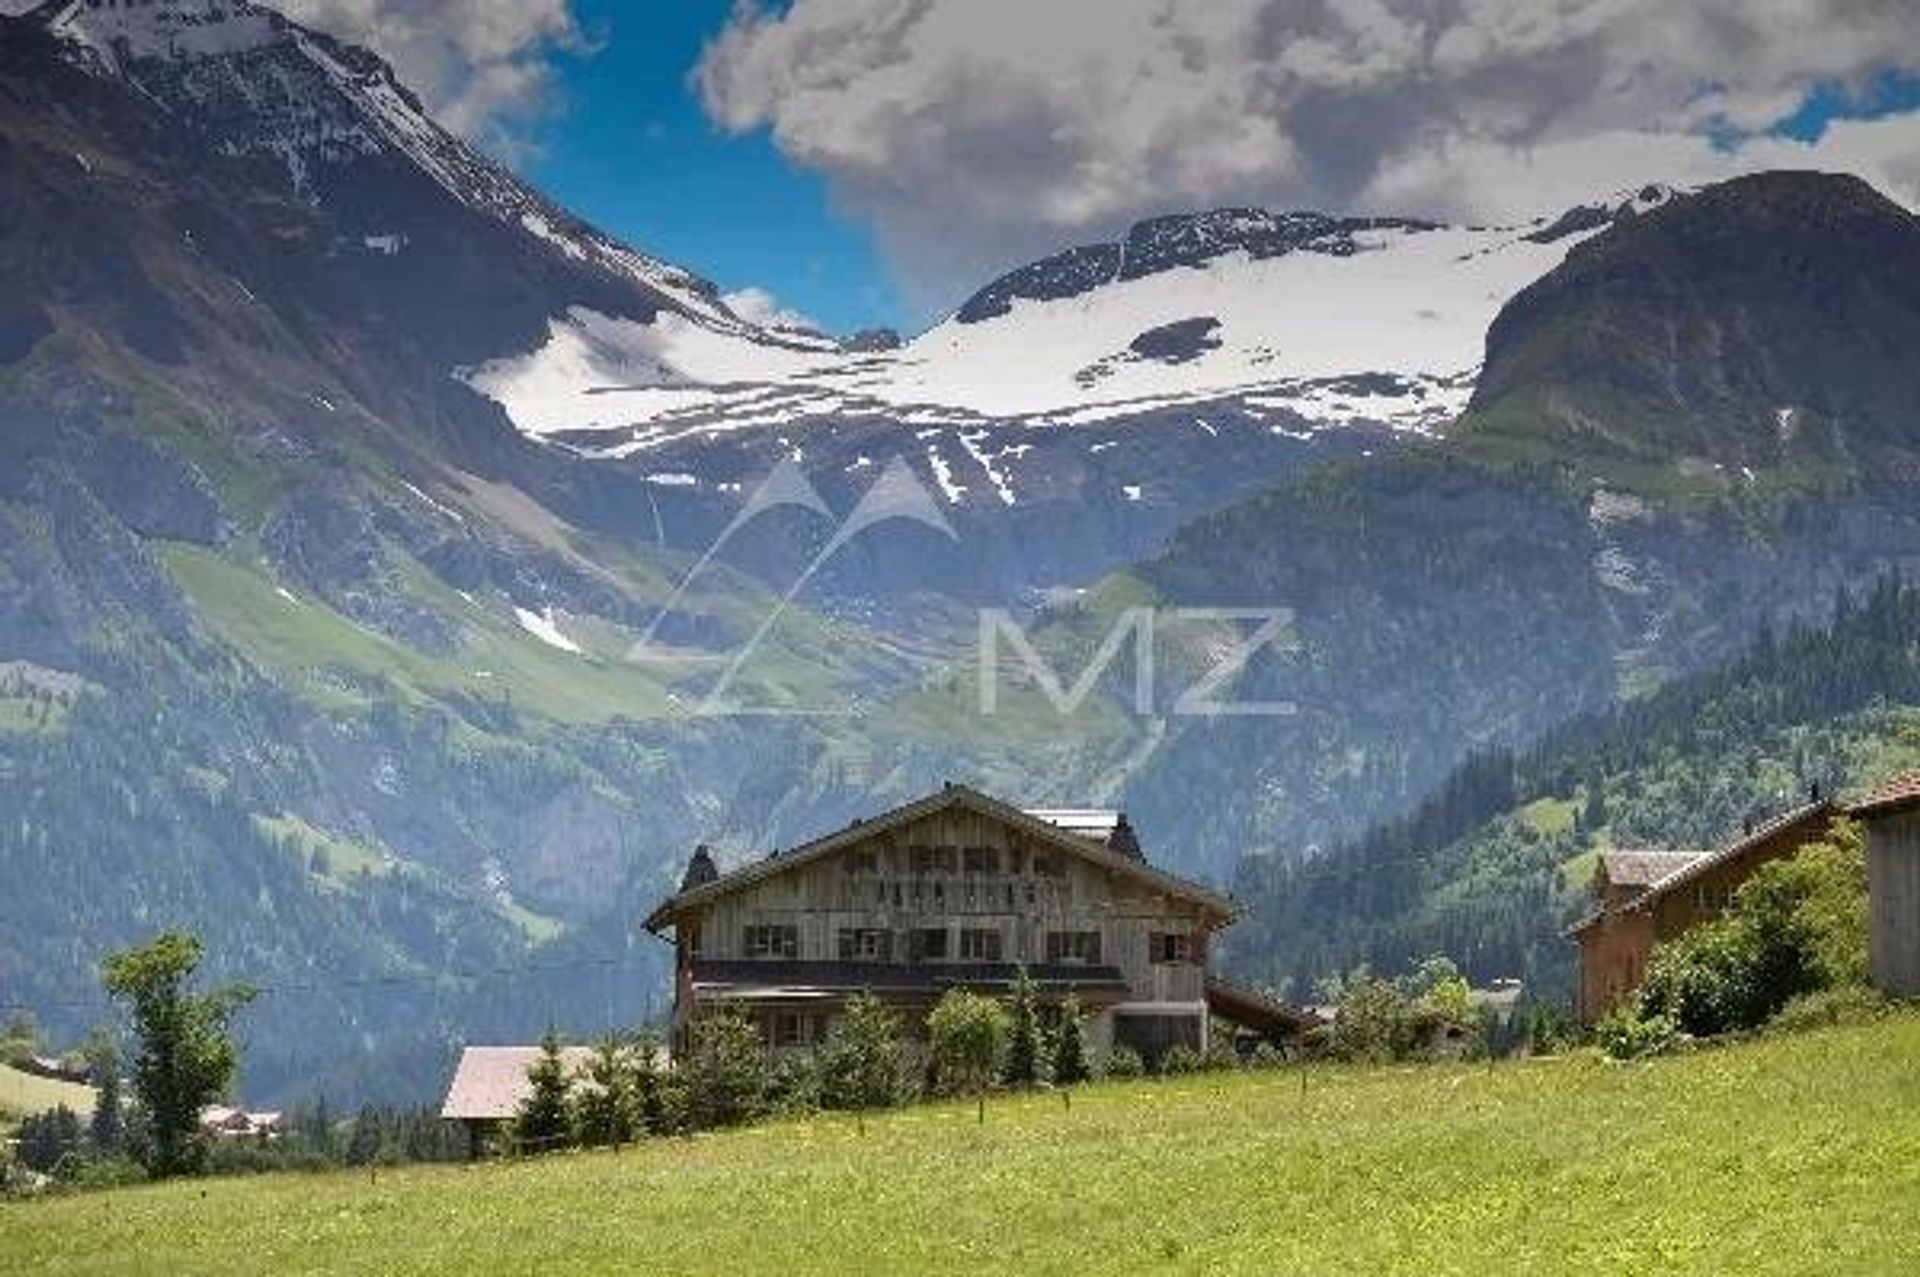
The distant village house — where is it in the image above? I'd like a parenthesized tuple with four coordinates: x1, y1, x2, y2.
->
(1571, 795, 1839, 1024)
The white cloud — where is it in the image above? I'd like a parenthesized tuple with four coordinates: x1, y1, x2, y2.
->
(278, 0, 587, 152)
(696, 0, 1920, 310)
(722, 286, 823, 333)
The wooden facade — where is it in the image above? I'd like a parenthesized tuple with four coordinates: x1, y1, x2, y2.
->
(1572, 800, 1838, 1024)
(644, 786, 1237, 1065)
(1855, 774, 1920, 997)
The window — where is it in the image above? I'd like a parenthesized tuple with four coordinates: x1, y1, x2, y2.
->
(768, 1012, 812, 1048)
(962, 846, 1000, 875)
(1046, 930, 1101, 965)
(1150, 932, 1194, 964)
(911, 927, 950, 961)
(959, 928, 1003, 961)
(743, 924, 798, 959)
(911, 845, 958, 875)
(837, 928, 893, 961)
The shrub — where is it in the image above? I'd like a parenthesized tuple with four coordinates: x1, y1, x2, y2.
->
(820, 992, 913, 1111)
(1638, 819, 1868, 1038)
(683, 1008, 770, 1130)
(1597, 1005, 1680, 1061)
(1202, 1034, 1242, 1072)
(768, 1052, 823, 1117)
(1104, 1045, 1145, 1079)
(1768, 986, 1889, 1035)
(1159, 1045, 1204, 1077)
(1247, 1043, 1288, 1071)
(926, 990, 1008, 1098)
(1329, 970, 1414, 1063)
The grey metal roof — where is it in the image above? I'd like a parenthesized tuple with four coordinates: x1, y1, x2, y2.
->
(1025, 808, 1121, 840)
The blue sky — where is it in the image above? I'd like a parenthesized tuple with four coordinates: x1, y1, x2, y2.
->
(521, 1, 904, 337)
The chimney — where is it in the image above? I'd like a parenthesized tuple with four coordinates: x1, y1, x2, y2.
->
(1809, 780, 1823, 804)
(1106, 813, 1144, 862)
(680, 844, 718, 892)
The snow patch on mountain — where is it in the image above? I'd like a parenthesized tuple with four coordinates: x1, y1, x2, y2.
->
(470, 197, 1665, 449)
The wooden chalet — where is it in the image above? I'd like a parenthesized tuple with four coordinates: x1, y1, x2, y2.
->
(1570, 796, 1839, 1024)
(644, 784, 1300, 1065)
(1854, 771, 1920, 997)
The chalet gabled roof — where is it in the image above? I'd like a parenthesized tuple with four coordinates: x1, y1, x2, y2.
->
(1621, 799, 1838, 915)
(643, 784, 1234, 933)
(1852, 771, 1920, 819)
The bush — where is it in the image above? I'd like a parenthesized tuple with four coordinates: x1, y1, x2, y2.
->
(1767, 986, 1889, 1035)
(820, 992, 913, 1111)
(926, 990, 1008, 1098)
(768, 1052, 823, 1117)
(1104, 1045, 1144, 1080)
(1159, 1045, 1204, 1077)
(683, 1008, 770, 1130)
(1597, 1006, 1680, 1061)
(1638, 819, 1868, 1038)
(1202, 1034, 1242, 1073)
(1329, 970, 1414, 1063)
(1247, 1043, 1288, 1071)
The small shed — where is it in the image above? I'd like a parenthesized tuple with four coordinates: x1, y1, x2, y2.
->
(1854, 772, 1920, 997)
(440, 1046, 596, 1155)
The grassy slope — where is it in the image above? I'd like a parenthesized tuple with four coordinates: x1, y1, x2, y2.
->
(6, 1015, 1919, 1275)
(0, 1066, 93, 1122)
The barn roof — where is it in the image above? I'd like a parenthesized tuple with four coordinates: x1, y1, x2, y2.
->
(1599, 849, 1708, 888)
(1853, 771, 1920, 818)
(1621, 799, 1838, 915)
(643, 784, 1233, 933)
(439, 1046, 597, 1122)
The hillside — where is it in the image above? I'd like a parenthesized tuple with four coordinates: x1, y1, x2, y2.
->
(0, 1066, 93, 1122)
(5, 1015, 1918, 1274)
(1225, 575, 1920, 1001)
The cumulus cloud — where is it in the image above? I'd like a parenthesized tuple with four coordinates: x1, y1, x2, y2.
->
(279, 0, 588, 153)
(722, 286, 823, 333)
(696, 0, 1920, 310)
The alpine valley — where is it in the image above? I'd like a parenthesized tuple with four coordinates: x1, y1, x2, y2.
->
(4, 0, 1919, 1102)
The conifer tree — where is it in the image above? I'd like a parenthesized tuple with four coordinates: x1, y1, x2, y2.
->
(1051, 993, 1090, 1085)
(1002, 967, 1045, 1087)
(515, 1029, 574, 1154)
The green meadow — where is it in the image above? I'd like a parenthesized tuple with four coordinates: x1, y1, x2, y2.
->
(5, 1013, 1918, 1276)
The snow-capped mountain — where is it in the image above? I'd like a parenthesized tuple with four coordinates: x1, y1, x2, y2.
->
(22, 0, 818, 347)
(468, 188, 1685, 455)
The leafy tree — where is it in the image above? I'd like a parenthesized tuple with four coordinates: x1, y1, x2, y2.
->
(1002, 968, 1046, 1088)
(820, 992, 911, 1111)
(1329, 969, 1413, 1064)
(926, 990, 1007, 1100)
(514, 1030, 575, 1154)
(683, 1009, 769, 1130)
(100, 932, 256, 1178)
(572, 1035, 638, 1147)
(16, 1106, 84, 1174)
(1050, 994, 1090, 1086)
